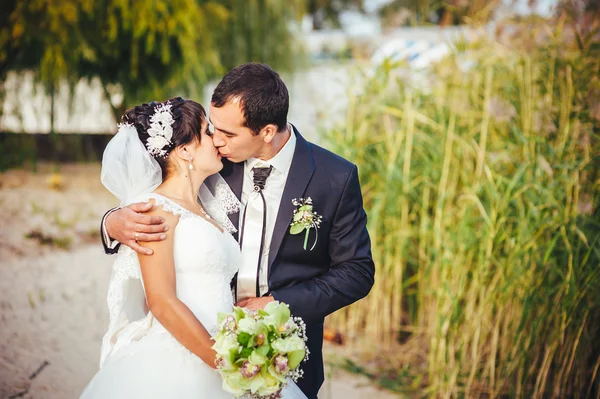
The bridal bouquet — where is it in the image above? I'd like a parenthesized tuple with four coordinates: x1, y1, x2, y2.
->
(212, 301, 308, 398)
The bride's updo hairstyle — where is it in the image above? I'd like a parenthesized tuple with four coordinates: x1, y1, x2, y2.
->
(122, 97, 206, 179)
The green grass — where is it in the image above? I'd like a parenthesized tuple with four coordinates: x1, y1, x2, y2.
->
(324, 20, 600, 398)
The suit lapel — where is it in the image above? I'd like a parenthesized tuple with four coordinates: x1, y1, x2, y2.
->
(268, 128, 315, 272)
(219, 160, 244, 234)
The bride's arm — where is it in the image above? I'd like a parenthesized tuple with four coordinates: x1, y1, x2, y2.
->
(137, 205, 217, 369)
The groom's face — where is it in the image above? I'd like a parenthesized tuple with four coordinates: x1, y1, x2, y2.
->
(209, 99, 265, 163)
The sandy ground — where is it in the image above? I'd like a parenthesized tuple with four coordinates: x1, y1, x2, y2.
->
(0, 164, 399, 399)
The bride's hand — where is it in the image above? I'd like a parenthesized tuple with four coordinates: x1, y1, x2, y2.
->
(105, 202, 169, 255)
(235, 296, 274, 310)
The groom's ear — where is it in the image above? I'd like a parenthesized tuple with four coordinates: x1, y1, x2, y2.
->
(260, 124, 279, 144)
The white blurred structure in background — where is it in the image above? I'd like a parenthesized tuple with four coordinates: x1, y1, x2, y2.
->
(0, 0, 559, 142)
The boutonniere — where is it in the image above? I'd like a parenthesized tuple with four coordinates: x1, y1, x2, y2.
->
(289, 197, 323, 251)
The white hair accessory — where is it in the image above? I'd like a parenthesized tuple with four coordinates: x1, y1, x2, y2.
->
(146, 102, 175, 157)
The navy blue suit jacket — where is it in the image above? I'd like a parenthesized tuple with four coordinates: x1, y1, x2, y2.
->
(220, 127, 375, 398)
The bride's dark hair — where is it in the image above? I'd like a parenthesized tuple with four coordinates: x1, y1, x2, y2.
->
(121, 97, 206, 179)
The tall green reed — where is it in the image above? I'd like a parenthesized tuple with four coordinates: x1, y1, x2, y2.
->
(325, 22, 600, 398)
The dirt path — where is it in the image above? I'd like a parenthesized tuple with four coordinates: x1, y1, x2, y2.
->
(0, 164, 399, 399)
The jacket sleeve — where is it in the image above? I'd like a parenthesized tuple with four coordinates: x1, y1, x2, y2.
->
(101, 207, 121, 255)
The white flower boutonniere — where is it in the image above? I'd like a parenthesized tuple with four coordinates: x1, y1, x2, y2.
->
(289, 197, 323, 251)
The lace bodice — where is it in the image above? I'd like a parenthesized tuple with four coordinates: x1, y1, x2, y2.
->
(145, 193, 240, 276)
(101, 193, 241, 366)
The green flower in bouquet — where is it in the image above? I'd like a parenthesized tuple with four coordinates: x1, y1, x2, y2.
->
(221, 370, 251, 396)
(212, 301, 308, 398)
(271, 336, 306, 370)
(213, 334, 241, 370)
(257, 372, 282, 397)
(261, 301, 297, 334)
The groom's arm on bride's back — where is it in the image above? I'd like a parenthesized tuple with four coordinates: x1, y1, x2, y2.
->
(271, 165, 375, 325)
(100, 202, 169, 255)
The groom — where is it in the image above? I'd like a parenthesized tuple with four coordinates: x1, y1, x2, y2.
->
(101, 63, 375, 398)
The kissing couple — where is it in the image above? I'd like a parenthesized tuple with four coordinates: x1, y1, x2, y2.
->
(81, 63, 374, 399)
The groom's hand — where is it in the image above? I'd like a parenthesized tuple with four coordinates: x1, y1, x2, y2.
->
(235, 296, 274, 310)
(105, 202, 169, 255)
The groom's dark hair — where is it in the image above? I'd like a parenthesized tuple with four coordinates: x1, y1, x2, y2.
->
(211, 63, 289, 135)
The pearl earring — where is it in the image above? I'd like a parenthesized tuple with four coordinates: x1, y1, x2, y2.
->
(188, 157, 194, 171)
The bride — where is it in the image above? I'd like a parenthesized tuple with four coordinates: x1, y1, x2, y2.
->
(80, 97, 306, 398)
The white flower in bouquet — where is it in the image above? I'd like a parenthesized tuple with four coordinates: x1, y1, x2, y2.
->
(238, 316, 260, 335)
(257, 373, 282, 397)
(221, 370, 252, 397)
(271, 336, 305, 357)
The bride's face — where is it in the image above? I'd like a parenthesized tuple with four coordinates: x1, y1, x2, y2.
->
(185, 119, 223, 176)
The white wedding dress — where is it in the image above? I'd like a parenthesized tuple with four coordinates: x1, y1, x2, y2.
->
(80, 193, 307, 399)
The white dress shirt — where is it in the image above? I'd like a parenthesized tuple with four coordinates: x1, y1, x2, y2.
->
(240, 125, 297, 296)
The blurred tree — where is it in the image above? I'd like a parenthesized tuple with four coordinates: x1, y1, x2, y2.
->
(211, 0, 305, 76)
(378, 0, 438, 26)
(555, 0, 600, 17)
(378, 0, 500, 28)
(0, 0, 304, 124)
(307, 0, 365, 30)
